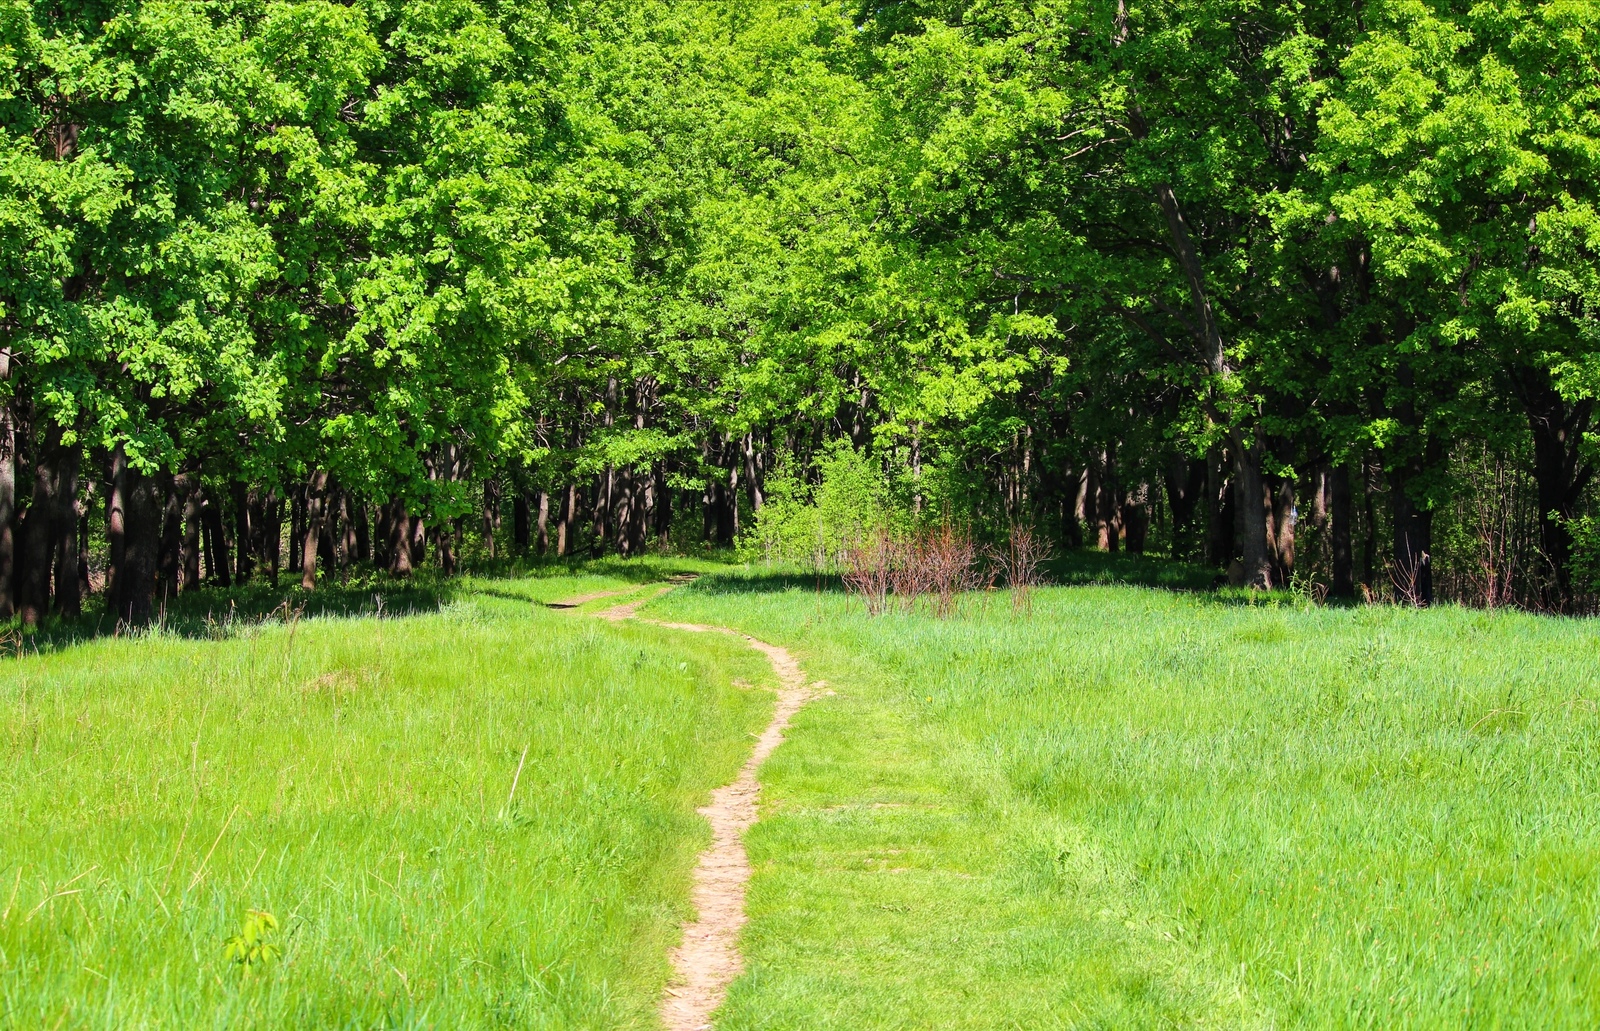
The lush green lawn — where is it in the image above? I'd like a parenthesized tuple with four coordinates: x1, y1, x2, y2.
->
(8, 559, 1598, 1029)
(650, 574, 1600, 1029)
(0, 560, 772, 1029)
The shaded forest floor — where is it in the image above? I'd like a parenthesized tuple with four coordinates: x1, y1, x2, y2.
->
(4, 557, 1598, 1028)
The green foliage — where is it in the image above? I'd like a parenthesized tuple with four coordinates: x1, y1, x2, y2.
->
(222, 909, 281, 969)
(1566, 513, 1600, 593)
(742, 443, 890, 568)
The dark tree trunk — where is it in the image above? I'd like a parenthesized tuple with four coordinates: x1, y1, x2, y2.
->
(1206, 450, 1233, 567)
(0, 348, 14, 621)
(439, 518, 459, 574)
(77, 506, 90, 605)
(1059, 467, 1084, 550)
(513, 492, 530, 550)
(557, 483, 574, 557)
(743, 430, 764, 515)
(385, 498, 413, 577)
(1361, 456, 1380, 593)
(1389, 462, 1434, 606)
(1330, 461, 1355, 598)
(158, 473, 182, 609)
(409, 514, 427, 568)
(355, 497, 370, 564)
(482, 478, 500, 559)
(535, 491, 549, 556)
(653, 465, 672, 545)
(262, 490, 282, 588)
(1267, 472, 1294, 587)
(231, 481, 254, 583)
(1513, 368, 1594, 610)
(106, 445, 128, 614)
(1230, 436, 1273, 588)
(17, 425, 62, 625)
(1122, 483, 1149, 554)
(204, 501, 231, 587)
(1163, 455, 1204, 561)
(288, 484, 305, 573)
(1082, 459, 1102, 551)
(1096, 448, 1120, 552)
(179, 473, 202, 592)
(53, 443, 80, 618)
(118, 467, 162, 625)
(301, 470, 329, 590)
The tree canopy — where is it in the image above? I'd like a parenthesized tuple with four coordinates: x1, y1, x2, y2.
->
(3, 0, 1598, 622)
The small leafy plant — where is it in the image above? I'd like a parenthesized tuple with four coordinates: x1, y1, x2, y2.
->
(224, 909, 282, 969)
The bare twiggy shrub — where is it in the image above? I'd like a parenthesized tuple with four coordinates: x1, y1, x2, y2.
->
(1391, 550, 1429, 608)
(921, 522, 982, 618)
(841, 527, 895, 615)
(994, 523, 1052, 614)
(889, 534, 928, 610)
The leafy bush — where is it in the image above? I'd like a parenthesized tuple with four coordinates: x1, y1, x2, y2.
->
(744, 443, 890, 568)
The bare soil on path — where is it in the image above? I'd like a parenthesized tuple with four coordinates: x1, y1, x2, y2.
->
(589, 591, 815, 1031)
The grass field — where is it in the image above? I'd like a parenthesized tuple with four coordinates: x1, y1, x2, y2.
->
(650, 573, 1600, 1029)
(6, 559, 1598, 1029)
(0, 560, 772, 1029)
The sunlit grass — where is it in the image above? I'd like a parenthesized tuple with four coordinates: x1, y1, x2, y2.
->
(652, 574, 1600, 1029)
(0, 563, 772, 1029)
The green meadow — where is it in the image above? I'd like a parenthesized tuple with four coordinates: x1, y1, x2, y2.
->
(0, 562, 771, 1029)
(5, 561, 1600, 1028)
(654, 571, 1600, 1030)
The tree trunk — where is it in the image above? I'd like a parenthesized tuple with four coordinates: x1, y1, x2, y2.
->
(535, 491, 548, 556)
(119, 467, 162, 625)
(653, 465, 672, 545)
(106, 444, 128, 614)
(76, 503, 90, 605)
(301, 470, 329, 590)
(1206, 450, 1232, 567)
(1330, 461, 1355, 598)
(482, 478, 499, 560)
(17, 425, 61, 626)
(1163, 455, 1203, 561)
(263, 490, 282, 588)
(1122, 482, 1150, 554)
(557, 483, 574, 557)
(0, 348, 14, 621)
(204, 500, 231, 587)
(1096, 448, 1120, 552)
(513, 492, 530, 550)
(53, 443, 80, 618)
(1267, 473, 1294, 587)
(1389, 462, 1434, 606)
(1515, 369, 1594, 611)
(355, 497, 370, 564)
(288, 484, 305, 573)
(386, 498, 413, 577)
(743, 430, 764, 514)
(439, 518, 459, 574)
(1059, 466, 1084, 549)
(1229, 436, 1273, 588)
(231, 481, 253, 583)
(179, 474, 202, 592)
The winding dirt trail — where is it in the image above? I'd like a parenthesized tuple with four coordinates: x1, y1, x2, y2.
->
(583, 590, 814, 1031)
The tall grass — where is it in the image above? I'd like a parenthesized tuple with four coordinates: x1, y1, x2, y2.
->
(654, 574, 1600, 1028)
(0, 568, 772, 1029)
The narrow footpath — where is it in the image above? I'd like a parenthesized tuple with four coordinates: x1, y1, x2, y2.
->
(578, 586, 815, 1031)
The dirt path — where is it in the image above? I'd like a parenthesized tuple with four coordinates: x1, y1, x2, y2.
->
(591, 594, 814, 1031)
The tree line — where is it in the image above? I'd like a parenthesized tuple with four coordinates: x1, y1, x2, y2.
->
(2, 0, 1598, 625)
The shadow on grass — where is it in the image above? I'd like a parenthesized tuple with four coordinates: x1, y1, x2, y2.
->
(679, 570, 849, 597)
(3, 574, 457, 658)
(4, 553, 735, 658)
